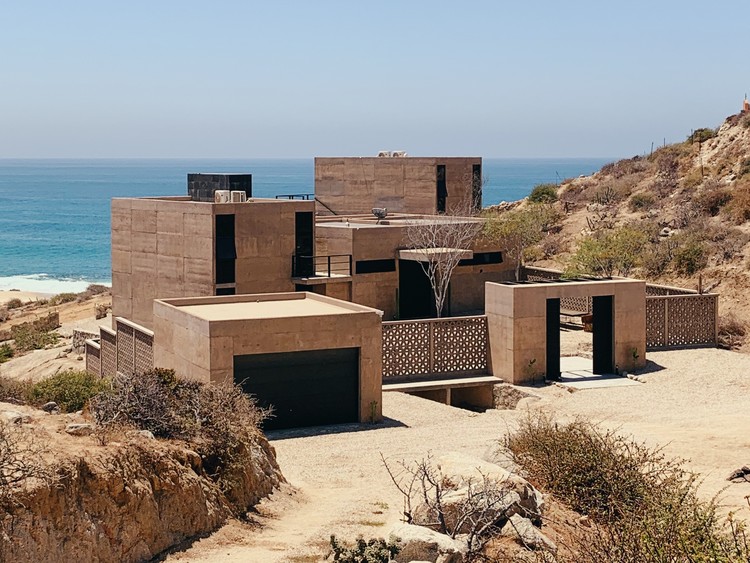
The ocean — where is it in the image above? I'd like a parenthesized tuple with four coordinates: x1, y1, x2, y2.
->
(0, 157, 611, 293)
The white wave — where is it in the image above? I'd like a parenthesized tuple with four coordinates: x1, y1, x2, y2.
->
(0, 274, 111, 295)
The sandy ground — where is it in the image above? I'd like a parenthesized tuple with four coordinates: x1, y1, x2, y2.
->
(164, 344, 750, 563)
(0, 290, 52, 306)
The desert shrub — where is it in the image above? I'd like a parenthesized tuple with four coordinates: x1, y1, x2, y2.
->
(0, 422, 55, 509)
(0, 344, 13, 364)
(725, 180, 750, 224)
(12, 326, 59, 352)
(687, 127, 717, 144)
(528, 183, 558, 204)
(682, 166, 705, 189)
(673, 239, 707, 275)
(329, 535, 400, 563)
(742, 114, 750, 129)
(738, 157, 750, 179)
(540, 234, 566, 258)
(567, 227, 648, 277)
(718, 314, 747, 350)
(76, 284, 110, 302)
(0, 308, 8, 323)
(90, 369, 267, 496)
(4, 298, 23, 310)
(694, 186, 732, 216)
(641, 239, 677, 277)
(28, 370, 107, 412)
(628, 192, 655, 211)
(0, 377, 31, 404)
(522, 245, 545, 263)
(504, 413, 750, 563)
(48, 292, 77, 306)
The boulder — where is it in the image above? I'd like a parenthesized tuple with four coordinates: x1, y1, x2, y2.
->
(1, 410, 28, 424)
(501, 514, 557, 553)
(727, 466, 750, 483)
(412, 486, 521, 535)
(41, 401, 59, 413)
(389, 523, 467, 563)
(65, 423, 94, 436)
(434, 452, 544, 519)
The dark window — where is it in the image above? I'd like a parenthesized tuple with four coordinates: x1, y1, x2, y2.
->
(215, 214, 236, 283)
(295, 284, 314, 292)
(295, 212, 314, 277)
(472, 164, 482, 210)
(216, 286, 236, 296)
(436, 164, 447, 213)
(459, 252, 503, 266)
(355, 259, 396, 274)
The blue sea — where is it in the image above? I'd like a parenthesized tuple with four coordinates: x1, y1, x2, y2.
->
(0, 158, 611, 293)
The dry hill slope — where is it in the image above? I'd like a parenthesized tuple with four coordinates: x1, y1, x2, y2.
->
(521, 111, 750, 348)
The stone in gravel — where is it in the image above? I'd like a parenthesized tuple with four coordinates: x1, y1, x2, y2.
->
(389, 523, 467, 563)
(65, 423, 94, 436)
(501, 514, 557, 553)
(1, 410, 26, 424)
(128, 430, 155, 440)
(41, 401, 59, 413)
(727, 466, 750, 483)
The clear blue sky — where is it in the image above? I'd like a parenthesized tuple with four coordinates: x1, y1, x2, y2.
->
(1, 1, 748, 159)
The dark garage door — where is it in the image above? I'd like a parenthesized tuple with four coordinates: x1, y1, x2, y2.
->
(234, 348, 360, 431)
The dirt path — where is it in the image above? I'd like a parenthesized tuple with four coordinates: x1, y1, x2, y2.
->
(166, 347, 750, 562)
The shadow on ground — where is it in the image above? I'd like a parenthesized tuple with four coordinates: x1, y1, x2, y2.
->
(266, 416, 408, 441)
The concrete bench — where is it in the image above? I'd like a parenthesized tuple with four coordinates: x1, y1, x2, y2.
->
(383, 375, 500, 409)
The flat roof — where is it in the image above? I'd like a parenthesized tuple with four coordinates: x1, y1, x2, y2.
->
(156, 292, 382, 322)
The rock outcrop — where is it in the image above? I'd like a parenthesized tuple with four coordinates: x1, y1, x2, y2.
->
(0, 433, 282, 562)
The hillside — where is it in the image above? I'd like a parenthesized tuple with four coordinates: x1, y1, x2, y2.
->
(520, 110, 750, 348)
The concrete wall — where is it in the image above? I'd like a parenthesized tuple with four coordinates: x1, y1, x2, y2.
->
(315, 157, 481, 215)
(152, 293, 383, 423)
(112, 197, 314, 329)
(315, 219, 515, 319)
(486, 279, 647, 385)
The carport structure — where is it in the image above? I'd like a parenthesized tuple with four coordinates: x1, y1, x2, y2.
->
(152, 292, 383, 430)
(485, 278, 646, 385)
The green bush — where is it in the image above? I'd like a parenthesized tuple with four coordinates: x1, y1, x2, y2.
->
(628, 192, 655, 211)
(329, 535, 400, 563)
(13, 325, 59, 352)
(505, 413, 750, 562)
(528, 183, 558, 204)
(29, 370, 107, 412)
(567, 227, 648, 277)
(674, 240, 707, 275)
(49, 292, 77, 306)
(687, 127, 717, 144)
(5, 298, 23, 310)
(0, 344, 13, 364)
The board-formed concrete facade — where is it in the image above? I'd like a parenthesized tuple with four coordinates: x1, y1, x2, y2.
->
(152, 292, 383, 424)
(486, 279, 647, 385)
(112, 195, 314, 329)
(314, 215, 515, 320)
(314, 157, 482, 216)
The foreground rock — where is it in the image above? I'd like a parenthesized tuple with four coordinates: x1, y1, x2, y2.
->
(501, 514, 557, 553)
(0, 428, 282, 562)
(389, 523, 467, 563)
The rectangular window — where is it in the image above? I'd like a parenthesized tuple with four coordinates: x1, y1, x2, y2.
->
(459, 252, 503, 266)
(355, 259, 396, 274)
(472, 164, 482, 210)
(215, 214, 236, 284)
(436, 164, 447, 213)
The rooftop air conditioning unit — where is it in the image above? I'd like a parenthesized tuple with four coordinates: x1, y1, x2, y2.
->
(230, 190, 247, 203)
(214, 190, 231, 203)
(377, 150, 392, 157)
(392, 151, 407, 157)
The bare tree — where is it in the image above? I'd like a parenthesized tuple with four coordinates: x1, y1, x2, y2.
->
(404, 205, 482, 318)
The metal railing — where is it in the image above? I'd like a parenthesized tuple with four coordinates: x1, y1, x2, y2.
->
(292, 254, 352, 278)
(275, 193, 315, 200)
